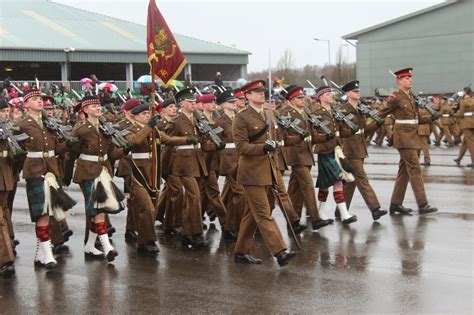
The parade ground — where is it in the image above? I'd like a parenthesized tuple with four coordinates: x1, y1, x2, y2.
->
(1, 146, 473, 314)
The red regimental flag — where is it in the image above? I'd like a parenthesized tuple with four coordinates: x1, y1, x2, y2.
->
(147, 0, 186, 87)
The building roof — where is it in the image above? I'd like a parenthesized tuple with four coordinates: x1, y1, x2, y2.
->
(342, 0, 458, 40)
(0, 0, 250, 56)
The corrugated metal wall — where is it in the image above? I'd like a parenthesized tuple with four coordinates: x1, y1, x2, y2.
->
(355, 0, 474, 95)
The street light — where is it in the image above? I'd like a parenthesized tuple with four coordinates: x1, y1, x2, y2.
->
(313, 38, 331, 66)
(63, 47, 75, 82)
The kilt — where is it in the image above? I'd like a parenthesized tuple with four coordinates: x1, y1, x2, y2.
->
(316, 152, 342, 189)
(80, 180, 124, 216)
(26, 177, 45, 222)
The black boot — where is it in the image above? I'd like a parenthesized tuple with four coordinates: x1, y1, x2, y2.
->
(371, 208, 388, 221)
(125, 230, 138, 243)
(312, 219, 333, 230)
(291, 222, 307, 234)
(275, 251, 296, 267)
(418, 204, 438, 215)
(389, 204, 413, 215)
(137, 242, 160, 255)
(0, 263, 15, 279)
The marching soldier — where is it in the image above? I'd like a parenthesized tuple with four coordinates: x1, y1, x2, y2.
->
(233, 88, 247, 111)
(115, 99, 141, 243)
(454, 87, 474, 167)
(214, 90, 244, 239)
(17, 90, 73, 269)
(125, 102, 190, 254)
(438, 98, 459, 147)
(165, 88, 209, 248)
(311, 86, 357, 224)
(339, 81, 388, 220)
(280, 85, 333, 229)
(378, 68, 438, 215)
(232, 80, 296, 266)
(417, 107, 434, 166)
(71, 96, 127, 261)
(0, 99, 16, 278)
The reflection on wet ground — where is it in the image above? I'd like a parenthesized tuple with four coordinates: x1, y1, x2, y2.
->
(1, 147, 472, 313)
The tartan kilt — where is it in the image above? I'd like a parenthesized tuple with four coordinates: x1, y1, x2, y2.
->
(26, 178, 46, 222)
(316, 152, 342, 189)
(80, 180, 124, 216)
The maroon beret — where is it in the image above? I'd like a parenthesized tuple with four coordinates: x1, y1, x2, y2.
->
(122, 99, 141, 111)
(199, 94, 216, 104)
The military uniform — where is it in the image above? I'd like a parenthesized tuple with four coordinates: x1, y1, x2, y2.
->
(126, 109, 188, 252)
(377, 68, 437, 214)
(437, 101, 458, 146)
(417, 107, 432, 165)
(339, 80, 387, 220)
(454, 94, 474, 165)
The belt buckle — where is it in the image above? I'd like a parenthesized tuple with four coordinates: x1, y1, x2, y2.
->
(42, 151, 49, 158)
(98, 156, 104, 162)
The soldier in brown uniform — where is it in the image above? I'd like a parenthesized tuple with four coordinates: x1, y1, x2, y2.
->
(198, 94, 228, 228)
(377, 68, 438, 215)
(232, 80, 296, 267)
(214, 90, 244, 239)
(438, 98, 459, 147)
(72, 96, 127, 261)
(18, 90, 72, 269)
(0, 100, 16, 278)
(311, 86, 357, 224)
(115, 99, 141, 243)
(233, 88, 247, 111)
(339, 81, 388, 220)
(165, 88, 209, 248)
(125, 102, 190, 253)
(280, 85, 333, 229)
(454, 87, 474, 167)
(417, 107, 434, 166)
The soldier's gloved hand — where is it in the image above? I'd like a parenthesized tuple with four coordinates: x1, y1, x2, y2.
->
(123, 142, 134, 155)
(263, 141, 276, 154)
(351, 126, 360, 134)
(299, 130, 310, 140)
(432, 113, 440, 121)
(326, 132, 336, 141)
(217, 142, 226, 151)
(186, 136, 199, 145)
(147, 115, 159, 128)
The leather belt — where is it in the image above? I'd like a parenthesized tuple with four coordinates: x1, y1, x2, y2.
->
(79, 153, 108, 162)
(131, 152, 150, 159)
(176, 143, 201, 150)
(27, 150, 55, 158)
(464, 112, 474, 117)
(395, 119, 418, 124)
(0, 150, 8, 158)
(225, 143, 236, 149)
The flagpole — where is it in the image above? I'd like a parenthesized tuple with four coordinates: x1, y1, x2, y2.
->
(150, 62, 158, 195)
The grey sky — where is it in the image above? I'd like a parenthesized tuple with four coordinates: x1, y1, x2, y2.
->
(56, 0, 443, 72)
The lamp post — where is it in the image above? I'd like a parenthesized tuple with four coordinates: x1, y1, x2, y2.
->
(313, 38, 331, 66)
(63, 47, 75, 82)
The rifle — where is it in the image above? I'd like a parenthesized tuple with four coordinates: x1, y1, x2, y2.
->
(331, 105, 360, 132)
(263, 110, 301, 250)
(303, 107, 332, 135)
(274, 111, 307, 137)
(192, 110, 225, 148)
(98, 115, 130, 148)
(358, 100, 384, 125)
(414, 96, 439, 119)
(0, 120, 28, 155)
(42, 112, 76, 142)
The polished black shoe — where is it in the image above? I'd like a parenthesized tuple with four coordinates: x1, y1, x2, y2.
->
(418, 204, 438, 215)
(371, 208, 388, 221)
(208, 211, 217, 222)
(164, 227, 181, 237)
(107, 226, 116, 237)
(291, 222, 307, 234)
(1, 263, 15, 279)
(312, 219, 333, 230)
(234, 253, 262, 264)
(390, 204, 413, 215)
(334, 209, 341, 221)
(125, 230, 138, 243)
(62, 229, 73, 241)
(467, 163, 474, 168)
(422, 161, 431, 166)
(222, 229, 238, 240)
(13, 239, 20, 247)
(182, 234, 210, 249)
(137, 242, 160, 255)
(275, 251, 296, 267)
(342, 215, 358, 225)
(52, 243, 69, 254)
(454, 158, 461, 166)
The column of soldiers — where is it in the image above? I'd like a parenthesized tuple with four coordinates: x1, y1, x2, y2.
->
(2, 66, 474, 278)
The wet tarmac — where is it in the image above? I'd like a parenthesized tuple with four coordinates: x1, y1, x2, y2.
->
(1, 146, 473, 313)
